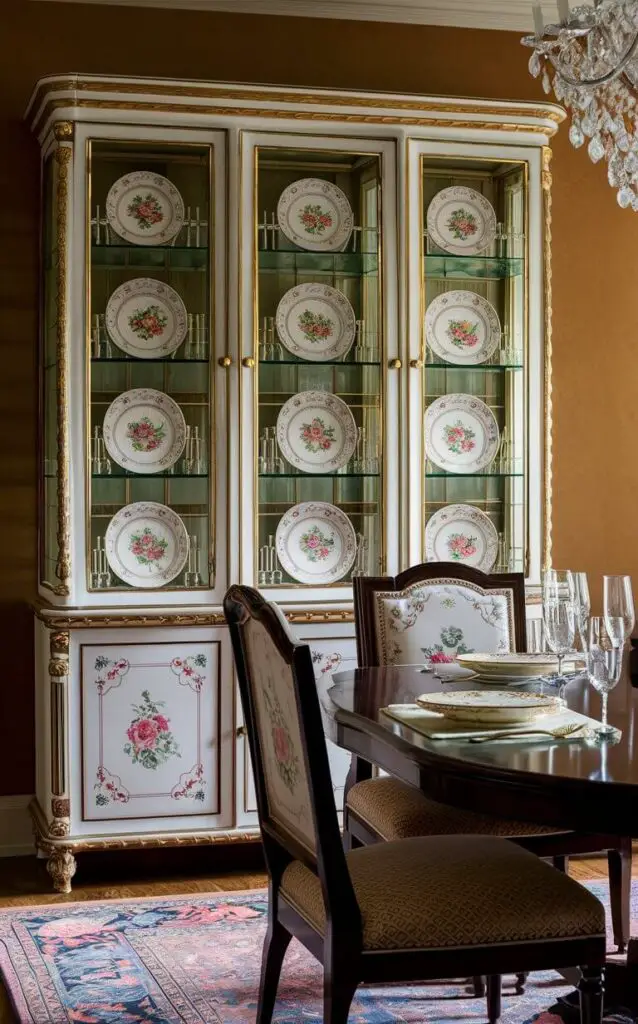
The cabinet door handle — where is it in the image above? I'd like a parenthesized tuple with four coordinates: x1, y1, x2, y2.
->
(388, 358, 402, 369)
(242, 357, 255, 369)
(218, 356, 233, 368)
(410, 359, 424, 369)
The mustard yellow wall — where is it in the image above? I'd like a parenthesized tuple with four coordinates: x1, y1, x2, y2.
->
(0, 2, 630, 792)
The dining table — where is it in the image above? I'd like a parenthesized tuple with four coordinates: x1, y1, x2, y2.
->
(326, 660, 638, 1010)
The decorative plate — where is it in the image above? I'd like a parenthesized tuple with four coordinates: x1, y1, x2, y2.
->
(275, 501, 357, 585)
(425, 290, 501, 365)
(457, 653, 562, 677)
(415, 690, 562, 725)
(105, 501, 189, 589)
(103, 388, 187, 475)
(277, 178, 354, 252)
(275, 283, 356, 362)
(426, 186, 497, 256)
(106, 171, 185, 246)
(276, 391, 357, 474)
(425, 504, 498, 572)
(105, 278, 188, 359)
(424, 394, 500, 474)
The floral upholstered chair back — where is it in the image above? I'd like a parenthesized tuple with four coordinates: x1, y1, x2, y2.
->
(373, 578, 516, 666)
(242, 611, 316, 857)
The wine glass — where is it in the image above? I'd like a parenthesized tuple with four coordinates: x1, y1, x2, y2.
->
(542, 569, 575, 687)
(603, 575, 635, 650)
(587, 617, 622, 737)
(568, 571, 590, 651)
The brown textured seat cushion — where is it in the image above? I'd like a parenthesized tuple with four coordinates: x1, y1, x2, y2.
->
(280, 834, 605, 952)
(347, 776, 569, 840)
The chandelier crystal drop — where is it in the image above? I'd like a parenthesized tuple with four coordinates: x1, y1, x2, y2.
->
(523, 1, 638, 208)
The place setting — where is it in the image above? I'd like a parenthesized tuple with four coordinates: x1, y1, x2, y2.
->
(382, 570, 635, 746)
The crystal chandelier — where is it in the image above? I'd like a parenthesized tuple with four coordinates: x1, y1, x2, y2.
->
(522, 1, 638, 208)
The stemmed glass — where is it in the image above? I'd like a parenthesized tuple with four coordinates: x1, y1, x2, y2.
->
(569, 572, 591, 651)
(603, 575, 635, 653)
(542, 569, 575, 687)
(587, 616, 621, 737)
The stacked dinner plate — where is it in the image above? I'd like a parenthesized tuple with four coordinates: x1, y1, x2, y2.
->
(456, 652, 561, 684)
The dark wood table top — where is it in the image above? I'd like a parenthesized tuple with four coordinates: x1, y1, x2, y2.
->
(328, 662, 638, 835)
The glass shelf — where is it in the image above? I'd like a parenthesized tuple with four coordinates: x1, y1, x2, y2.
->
(260, 359, 380, 367)
(425, 471, 524, 479)
(259, 251, 378, 276)
(91, 357, 209, 365)
(89, 471, 208, 480)
(91, 245, 208, 271)
(424, 254, 524, 280)
(259, 472, 379, 479)
(426, 361, 524, 371)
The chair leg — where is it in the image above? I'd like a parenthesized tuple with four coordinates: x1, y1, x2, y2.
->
(256, 918, 292, 1024)
(324, 971, 358, 1024)
(578, 965, 603, 1024)
(607, 838, 632, 953)
(515, 972, 528, 994)
(553, 855, 568, 873)
(486, 975, 502, 1024)
(472, 975, 486, 997)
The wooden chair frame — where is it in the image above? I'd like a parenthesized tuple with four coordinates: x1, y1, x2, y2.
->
(224, 584, 605, 1024)
(350, 563, 632, 956)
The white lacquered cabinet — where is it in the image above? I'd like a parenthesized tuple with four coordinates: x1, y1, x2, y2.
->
(28, 75, 563, 889)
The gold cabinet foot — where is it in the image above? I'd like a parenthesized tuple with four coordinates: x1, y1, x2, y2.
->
(47, 849, 77, 894)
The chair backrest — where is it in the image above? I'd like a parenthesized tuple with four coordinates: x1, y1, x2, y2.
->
(354, 562, 526, 667)
(224, 586, 359, 925)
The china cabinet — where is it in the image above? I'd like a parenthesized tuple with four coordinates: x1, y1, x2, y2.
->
(27, 75, 563, 890)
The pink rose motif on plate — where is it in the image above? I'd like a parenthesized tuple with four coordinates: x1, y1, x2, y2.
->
(126, 415, 166, 453)
(297, 308, 334, 343)
(443, 419, 476, 455)
(299, 525, 335, 563)
(446, 207, 478, 241)
(123, 690, 180, 770)
(129, 526, 168, 568)
(127, 192, 164, 230)
(446, 318, 479, 349)
(300, 416, 336, 454)
(447, 532, 478, 561)
(299, 203, 333, 236)
(128, 304, 168, 341)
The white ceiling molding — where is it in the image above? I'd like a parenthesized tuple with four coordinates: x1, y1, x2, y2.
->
(31, 0, 559, 33)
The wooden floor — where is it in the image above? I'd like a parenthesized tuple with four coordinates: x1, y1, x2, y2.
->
(0, 849, 626, 1022)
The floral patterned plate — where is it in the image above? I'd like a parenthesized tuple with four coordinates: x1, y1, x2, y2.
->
(104, 501, 189, 589)
(426, 186, 497, 257)
(275, 283, 356, 361)
(276, 391, 357, 474)
(103, 388, 187, 474)
(424, 393, 500, 474)
(415, 689, 562, 725)
(425, 503, 498, 572)
(275, 501, 357, 585)
(425, 290, 501, 365)
(276, 178, 354, 252)
(106, 171, 185, 246)
(105, 278, 188, 359)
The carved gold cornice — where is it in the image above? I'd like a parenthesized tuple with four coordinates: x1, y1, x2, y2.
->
(541, 146, 553, 570)
(33, 606, 356, 629)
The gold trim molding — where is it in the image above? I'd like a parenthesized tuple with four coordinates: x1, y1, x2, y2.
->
(541, 146, 553, 570)
(34, 606, 356, 629)
(52, 120, 74, 141)
(53, 142, 72, 597)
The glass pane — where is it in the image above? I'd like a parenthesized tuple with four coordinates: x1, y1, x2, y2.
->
(422, 156, 527, 575)
(88, 140, 213, 591)
(255, 147, 383, 586)
(41, 155, 59, 588)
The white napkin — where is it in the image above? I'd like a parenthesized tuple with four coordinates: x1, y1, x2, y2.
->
(422, 662, 478, 682)
(380, 702, 620, 743)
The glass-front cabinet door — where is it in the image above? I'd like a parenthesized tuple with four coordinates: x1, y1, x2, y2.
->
(43, 125, 227, 605)
(407, 140, 545, 588)
(239, 134, 399, 602)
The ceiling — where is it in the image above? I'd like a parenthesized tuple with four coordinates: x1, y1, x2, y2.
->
(32, 0, 557, 32)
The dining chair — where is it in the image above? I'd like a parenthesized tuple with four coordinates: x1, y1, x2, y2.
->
(224, 583, 606, 1024)
(350, 562, 632, 962)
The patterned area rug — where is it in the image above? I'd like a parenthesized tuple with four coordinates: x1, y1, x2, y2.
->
(0, 881, 623, 1023)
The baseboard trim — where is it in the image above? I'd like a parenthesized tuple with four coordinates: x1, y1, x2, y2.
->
(0, 795, 35, 856)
